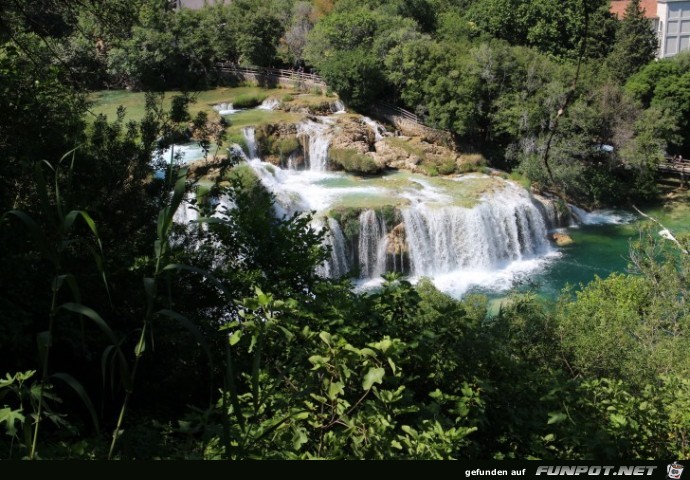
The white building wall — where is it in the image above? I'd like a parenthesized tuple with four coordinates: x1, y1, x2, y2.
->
(658, 0, 690, 57)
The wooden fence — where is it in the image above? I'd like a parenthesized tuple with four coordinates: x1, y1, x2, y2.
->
(216, 63, 325, 87)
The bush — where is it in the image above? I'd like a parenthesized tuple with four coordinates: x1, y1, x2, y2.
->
(329, 148, 381, 174)
(272, 137, 300, 158)
(233, 92, 269, 109)
(437, 158, 457, 175)
(456, 153, 488, 173)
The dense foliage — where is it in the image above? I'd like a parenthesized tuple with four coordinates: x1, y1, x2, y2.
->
(1, 0, 689, 460)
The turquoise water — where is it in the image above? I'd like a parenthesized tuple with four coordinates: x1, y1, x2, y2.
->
(477, 200, 690, 302)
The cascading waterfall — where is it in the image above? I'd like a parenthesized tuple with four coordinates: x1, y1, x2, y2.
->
(402, 184, 550, 277)
(242, 127, 259, 160)
(173, 192, 199, 226)
(568, 205, 636, 226)
(358, 210, 388, 278)
(331, 100, 345, 114)
(317, 218, 350, 278)
(297, 120, 331, 171)
(229, 111, 563, 295)
(361, 116, 385, 142)
(257, 98, 280, 110)
(213, 103, 239, 115)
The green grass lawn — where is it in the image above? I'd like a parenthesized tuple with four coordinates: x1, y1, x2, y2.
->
(88, 86, 295, 123)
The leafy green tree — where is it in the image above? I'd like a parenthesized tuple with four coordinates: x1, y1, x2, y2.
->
(606, 0, 658, 83)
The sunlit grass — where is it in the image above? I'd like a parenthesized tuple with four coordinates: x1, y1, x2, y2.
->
(87, 86, 294, 123)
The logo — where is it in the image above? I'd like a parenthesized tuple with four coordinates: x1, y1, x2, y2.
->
(668, 463, 684, 480)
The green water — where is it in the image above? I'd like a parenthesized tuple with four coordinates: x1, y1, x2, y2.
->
(481, 200, 690, 303)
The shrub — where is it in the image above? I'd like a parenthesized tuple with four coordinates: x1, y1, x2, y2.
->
(233, 92, 269, 109)
(329, 148, 381, 174)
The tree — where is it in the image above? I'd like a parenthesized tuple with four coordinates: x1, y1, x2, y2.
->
(606, 0, 658, 83)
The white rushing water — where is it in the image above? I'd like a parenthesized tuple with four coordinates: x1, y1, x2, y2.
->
(242, 127, 259, 160)
(361, 116, 385, 142)
(257, 98, 280, 110)
(358, 210, 388, 278)
(297, 120, 332, 171)
(316, 217, 350, 278)
(402, 183, 550, 277)
(331, 100, 345, 114)
(568, 205, 637, 226)
(213, 103, 240, 115)
(235, 114, 568, 297)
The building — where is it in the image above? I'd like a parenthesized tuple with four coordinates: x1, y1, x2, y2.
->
(657, 0, 690, 57)
(611, 0, 690, 58)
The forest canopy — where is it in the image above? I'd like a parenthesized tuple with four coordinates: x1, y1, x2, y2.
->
(0, 0, 689, 460)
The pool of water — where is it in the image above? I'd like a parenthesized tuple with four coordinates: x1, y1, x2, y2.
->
(477, 199, 690, 303)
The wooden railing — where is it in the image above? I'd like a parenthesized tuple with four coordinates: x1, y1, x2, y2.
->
(216, 63, 451, 135)
(658, 157, 690, 175)
(373, 101, 420, 124)
(215, 62, 325, 85)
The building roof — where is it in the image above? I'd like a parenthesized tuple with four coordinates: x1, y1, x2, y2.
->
(610, 0, 658, 19)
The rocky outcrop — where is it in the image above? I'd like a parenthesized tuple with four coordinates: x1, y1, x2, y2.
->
(250, 113, 485, 176)
(386, 223, 407, 255)
(330, 116, 376, 154)
(187, 155, 233, 180)
(552, 232, 574, 246)
(255, 123, 304, 168)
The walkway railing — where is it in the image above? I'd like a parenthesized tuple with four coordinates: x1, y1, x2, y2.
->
(658, 158, 690, 175)
(215, 62, 450, 135)
(215, 62, 325, 85)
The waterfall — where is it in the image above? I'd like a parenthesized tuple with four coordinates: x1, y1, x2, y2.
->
(361, 116, 385, 142)
(358, 210, 388, 278)
(242, 127, 259, 160)
(402, 184, 550, 277)
(297, 120, 331, 171)
(331, 100, 345, 114)
(533, 194, 562, 230)
(568, 205, 636, 226)
(257, 98, 280, 110)
(213, 103, 239, 115)
(173, 192, 199, 226)
(317, 218, 350, 278)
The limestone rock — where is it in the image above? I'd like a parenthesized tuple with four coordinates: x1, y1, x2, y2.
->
(552, 232, 574, 246)
(187, 156, 232, 180)
(386, 223, 408, 255)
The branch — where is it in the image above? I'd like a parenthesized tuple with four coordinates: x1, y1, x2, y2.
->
(632, 205, 688, 254)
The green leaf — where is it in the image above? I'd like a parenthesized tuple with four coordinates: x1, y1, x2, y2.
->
(362, 367, 385, 391)
(308, 355, 330, 369)
(370, 338, 392, 353)
(255, 286, 270, 307)
(134, 334, 146, 356)
(155, 309, 214, 374)
(0, 407, 25, 437)
(4, 210, 55, 265)
(318, 331, 331, 346)
(50, 373, 100, 434)
(547, 412, 568, 425)
(291, 427, 308, 450)
(328, 381, 345, 400)
(610, 413, 628, 427)
(59, 302, 117, 344)
(229, 329, 242, 346)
